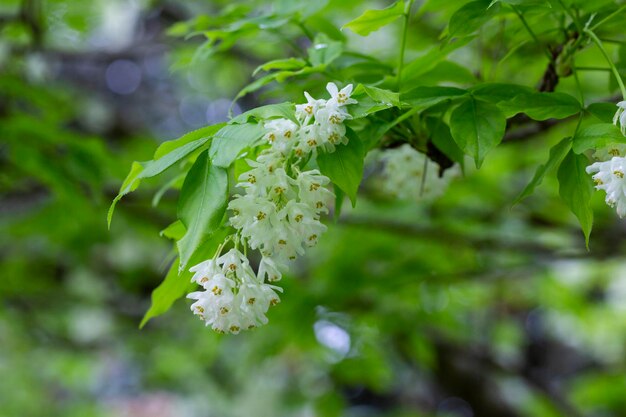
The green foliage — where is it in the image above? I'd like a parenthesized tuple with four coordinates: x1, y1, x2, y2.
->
(557, 150, 594, 246)
(108, 129, 221, 227)
(515, 136, 572, 204)
(498, 92, 582, 120)
(231, 103, 297, 124)
(209, 123, 267, 167)
(317, 129, 365, 206)
(342, 1, 405, 36)
(448, 0, 500, 38)
(141, 228, 230, 327)
(450, 96, 506, 167)
(572, 123, 626, 153)
(176, 151, 229, 270)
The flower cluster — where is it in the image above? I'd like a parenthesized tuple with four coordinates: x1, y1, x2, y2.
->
(587, 157, 626, 217)
(378, 144, 459, 202)
(186, 83, 356, 334)
(187, 249, 282, 334)
(586, 102, 626, 217)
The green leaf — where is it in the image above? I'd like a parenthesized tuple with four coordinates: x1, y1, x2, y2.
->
(152, 173, 185, 207)
(586, 102, 618, 123)
(401, 36, 475, 86)
(572, 123, 626, 154)
(342, 1, 405, 36)
(230, 102, 297, 124)
(418, 60, 477, 85)
(514, 137, 572, 204)
(140, 228, 229, 328)
(308, 33, 343, 66)
(449, 97, 506, 168)
(557, 150, 593, 246)
(401, 86, 468, 109)
(252, 58, 307, 76)
(232, 73, 280, 102)
(348, 85, 400, 118)
(498, 92, 581, 120)
(470, 83, 535, 104)
(360, 85, 401, 106)
(448, 0, 499, 38)
(139, 258, 189, 328)
(160, 220, 186, 241)
(154, 123, 224, 159)
(108, 137, 210, 228)
(177, 151, 229, 271)
(317, 128, 365, 206)
(427, 118, 466, 167)
(209, 123, 266, 167)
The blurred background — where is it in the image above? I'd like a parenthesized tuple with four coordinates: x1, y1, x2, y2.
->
(1, 0, 626, 416)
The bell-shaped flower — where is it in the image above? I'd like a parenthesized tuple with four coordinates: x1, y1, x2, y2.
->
(613, 101, 626, 136)
(326, 82, 357, 106)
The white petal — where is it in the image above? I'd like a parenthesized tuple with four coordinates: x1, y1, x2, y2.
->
(326, 82, 339, 96)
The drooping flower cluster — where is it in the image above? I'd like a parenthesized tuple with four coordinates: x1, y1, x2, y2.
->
(378, 144, 459, 202)
(186, 83, 356, 334)
(587, 157, 626, 217)
(187, 249, 282, 334)
(586, 102, 626, 217)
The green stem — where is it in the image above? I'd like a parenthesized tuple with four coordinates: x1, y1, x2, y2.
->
(572, 60, 585, 105)
(397, 0, 414, 91)
(574, 66, 611, 71)
(584, 28, 626, 100)
(590, 4, 626, 31)
(600, 38, 626, 44)
(511, 5, 552, 60)
(557, 0, 583, 33)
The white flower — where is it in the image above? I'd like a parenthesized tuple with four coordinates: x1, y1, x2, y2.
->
(379, 144, 459, 202)
(296, 92, 326, 124)
(270, 225, 305, 263)
(264, 118, 299, 155)
(296, 170, 334, 213)
(281, 200, 327, 248)
(189, 259, 220, 288)
(255, 150, 285, 174)
(593, 143, 626, 161)
(258, 256, 284, 282)
(228, 195, 278, 252)
(217, 248, 252, 278)
(326, 82, 357, 106)
(587, 156, 626, 217)
(613, 101, 626, 136)
(315, 105, 352, 127)
(238, 282, 282, 326)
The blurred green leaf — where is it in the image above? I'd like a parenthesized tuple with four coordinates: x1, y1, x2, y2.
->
(231, 102, 297, 124)
(308, 33, 343, 66)
(498, 92, 582, 120)
(342, 1, 405, 36)
(448, 0, 499, 38)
